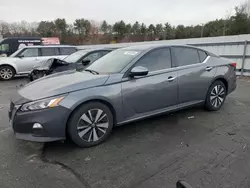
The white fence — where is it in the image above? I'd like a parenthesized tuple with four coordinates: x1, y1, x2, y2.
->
(78, 34, 250, 76)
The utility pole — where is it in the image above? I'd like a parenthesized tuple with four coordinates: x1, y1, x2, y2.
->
(223, 18, 230, 36)
(201, 24, 204, 38)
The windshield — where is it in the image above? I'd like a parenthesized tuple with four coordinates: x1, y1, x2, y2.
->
(63, 50, 88, 63)
(86, 49, 141, 74)
(10, 48, 23, 57)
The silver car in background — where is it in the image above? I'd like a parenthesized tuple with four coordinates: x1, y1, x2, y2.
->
(10, 44, 236, 147)
(0, 45, 76, 80)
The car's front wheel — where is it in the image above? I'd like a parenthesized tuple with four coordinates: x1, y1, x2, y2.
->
(0, 66, 15, 80)
(67, 102, 114, 147)
(205, 80, 227, 111)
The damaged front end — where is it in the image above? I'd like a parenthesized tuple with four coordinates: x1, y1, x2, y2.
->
(29, 58, 72, 82)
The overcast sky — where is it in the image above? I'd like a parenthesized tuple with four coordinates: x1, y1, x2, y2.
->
(0, 0, 247, 25)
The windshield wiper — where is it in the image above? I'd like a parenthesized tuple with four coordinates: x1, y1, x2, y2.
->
(85, 69, 99, 75)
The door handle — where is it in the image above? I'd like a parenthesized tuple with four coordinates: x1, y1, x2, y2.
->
(205, 66, 213, 71)
(167, 76, 176, 82)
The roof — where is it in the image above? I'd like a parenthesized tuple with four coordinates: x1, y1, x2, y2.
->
(76, 45, 120, 50)
(3, 37, 41, 40)
(119, 44, 198, 51)
(78, 48, 113, 52)
(22, 45, 75, 48)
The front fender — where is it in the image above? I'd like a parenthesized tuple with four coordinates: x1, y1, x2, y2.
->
(60, 84, 123, 123)
(0, 60, 18, 73)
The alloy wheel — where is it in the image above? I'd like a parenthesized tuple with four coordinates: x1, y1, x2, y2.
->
(0, 68, 13, 80)
(210, 84, 225, 108)
(77, 109, 109, 142)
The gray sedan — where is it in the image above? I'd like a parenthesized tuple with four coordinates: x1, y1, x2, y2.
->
(9, 44, 236, 147)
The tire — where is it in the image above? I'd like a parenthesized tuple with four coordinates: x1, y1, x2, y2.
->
(29, 70, 45, 82)
(205, 80, 227, 111)
(67, 102, 114, 148)
(0, 66, 15, 80)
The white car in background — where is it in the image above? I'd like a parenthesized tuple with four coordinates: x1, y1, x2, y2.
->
(0, 45, 77, 80)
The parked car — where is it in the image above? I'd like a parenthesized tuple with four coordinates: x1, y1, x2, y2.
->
(9, 44, 236, 147)
(0, 45, 76, 80)
(29, 48, 113, 81)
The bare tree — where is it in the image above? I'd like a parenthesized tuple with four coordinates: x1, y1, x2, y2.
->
(0, 21, 10, 36)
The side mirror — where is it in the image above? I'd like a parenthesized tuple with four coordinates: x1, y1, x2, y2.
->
(82, 59, 91, 66)
(176, 181, 193, 188)
(130, 66, 148, 77)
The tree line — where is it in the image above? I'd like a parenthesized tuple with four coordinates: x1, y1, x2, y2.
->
(0, 1, 249, 45)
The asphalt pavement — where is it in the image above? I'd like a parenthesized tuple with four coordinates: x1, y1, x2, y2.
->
(0, 78, 250, 188)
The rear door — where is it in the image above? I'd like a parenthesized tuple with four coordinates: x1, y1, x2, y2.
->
(172, 46, 216, 105)
(40, 47, 61, 61)
(58, 47, 77, 57)
(121, 47, 178, 119)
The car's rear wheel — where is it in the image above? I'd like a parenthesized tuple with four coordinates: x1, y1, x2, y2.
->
(67, 102, 114, 147)
(0, 66, 15, 80)
(205, 80, 227, 111)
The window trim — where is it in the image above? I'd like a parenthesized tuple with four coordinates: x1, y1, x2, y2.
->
(172, 46, 208, 68)
(55, 48, 60, 55)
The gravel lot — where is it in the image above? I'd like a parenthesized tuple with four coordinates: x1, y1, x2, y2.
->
(0, 78, 250, 188)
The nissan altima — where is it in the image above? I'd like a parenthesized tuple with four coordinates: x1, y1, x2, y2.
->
(9, 44, 236, 147)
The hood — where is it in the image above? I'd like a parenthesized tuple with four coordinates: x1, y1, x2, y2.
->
(18, 70, 109, 101)
(0, 57, 17, 64)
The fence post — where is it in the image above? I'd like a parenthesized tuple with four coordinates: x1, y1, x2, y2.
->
(241, 40, 248, 76)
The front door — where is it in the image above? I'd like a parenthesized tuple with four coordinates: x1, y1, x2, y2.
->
(15, 48, 40, 74)
(121, 47, 178, 119)
(172, 47, 216, 105)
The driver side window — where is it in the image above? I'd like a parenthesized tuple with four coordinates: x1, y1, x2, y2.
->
(135, 48, 172, 72)
(19, 48, 39, 57)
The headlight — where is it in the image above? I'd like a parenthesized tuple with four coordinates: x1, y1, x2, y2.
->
(20, 96, 65, 112)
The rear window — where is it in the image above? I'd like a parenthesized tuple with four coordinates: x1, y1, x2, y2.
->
(59, 47, 76, 55)
(198, 50, 208, 62)
(173, 47, 200, 66)
(41, 48, 58, 56)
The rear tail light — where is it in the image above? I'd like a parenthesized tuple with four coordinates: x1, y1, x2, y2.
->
(230, 62, 237, 68)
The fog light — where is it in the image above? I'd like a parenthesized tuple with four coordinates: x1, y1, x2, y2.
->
(33, 123, 43, 129)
